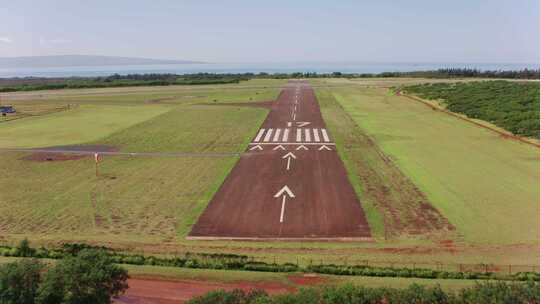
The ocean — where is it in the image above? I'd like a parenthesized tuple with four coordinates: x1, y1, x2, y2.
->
(1, 62, 539, 78)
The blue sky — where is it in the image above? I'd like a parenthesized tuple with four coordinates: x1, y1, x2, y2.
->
(1, 0, 539, 63)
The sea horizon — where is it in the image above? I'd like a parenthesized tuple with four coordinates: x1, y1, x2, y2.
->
(1, 61, 540, 78)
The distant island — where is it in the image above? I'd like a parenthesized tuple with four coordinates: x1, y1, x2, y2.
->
(0, 55, 205, 68)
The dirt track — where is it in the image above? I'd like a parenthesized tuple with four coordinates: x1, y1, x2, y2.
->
(189, 81, 371, 240)
(115, 278, 296, 304)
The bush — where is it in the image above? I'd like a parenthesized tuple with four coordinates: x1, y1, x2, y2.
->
(0, 259, 44, 304)
(36, 249, 129, 304)
(187, 282, 540, 304)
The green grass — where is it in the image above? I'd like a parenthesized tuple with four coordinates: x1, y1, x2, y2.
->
(325, 85, 540, 244)
(0, 105, 170, 148)
(0, 80, 275, 243)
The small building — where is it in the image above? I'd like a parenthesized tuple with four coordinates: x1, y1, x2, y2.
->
(0, 106, 15, 114)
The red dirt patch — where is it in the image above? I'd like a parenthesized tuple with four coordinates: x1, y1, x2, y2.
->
(115, 278, 294, 304)
(21, 145, 118, 162)
(287, 274, 328, 286)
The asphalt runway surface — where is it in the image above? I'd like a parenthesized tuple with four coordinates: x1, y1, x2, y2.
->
(189, 81, 371, 240)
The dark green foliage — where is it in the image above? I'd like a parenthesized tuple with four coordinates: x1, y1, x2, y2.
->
(0, 242, 539, 283)
(36, 249, 128, 304)
(187, 282, 540, 304)
(188, 289, 269, 304)
(0, 73, 245, 92)
(17, 238, 36, 258)
(0, 259, 44, 304)
(403, 81, 540, 139)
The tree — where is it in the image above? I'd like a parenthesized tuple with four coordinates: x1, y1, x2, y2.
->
(17, 238, 36, 257)
(0, 259, 44, 304)
(36, 249, 128, 304)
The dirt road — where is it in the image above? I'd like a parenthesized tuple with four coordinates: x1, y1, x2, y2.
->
(115, 278, 295, 304)
(189, 81, 371, 240)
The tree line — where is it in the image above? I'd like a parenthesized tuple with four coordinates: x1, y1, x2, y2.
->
(403, 81, 540, 139)
(0, 240, 127, 304)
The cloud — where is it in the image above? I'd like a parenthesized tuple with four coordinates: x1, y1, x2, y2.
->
(0, 37, 12, 43)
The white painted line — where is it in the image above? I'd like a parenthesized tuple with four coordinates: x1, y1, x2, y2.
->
(282, 129, 290, 142)
(248, 142, 336, 146)
(263, 129, 273, 142)
(296, 129, 302, 142)
(254, 129, 265, 142)
(297, 122, 310, 127)
(273, 129, 282, 142)
(249, 145, 263, 151)
(282, 151, 297, 170)
(274, 185, 295, 198)
(304, 129, 311, 142)
(318, 145, 332, 151)
(321, 129, 330, 142)
(313, 128, 320, 142)
(292, 113, 296, 121)
(287, 122, 292, 127)
(280, 196, 286, 223)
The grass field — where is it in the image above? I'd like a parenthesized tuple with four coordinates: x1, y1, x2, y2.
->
(313, 80, 540, 244)
(1, 78, 540, 276)
(0, 79, 283, 244)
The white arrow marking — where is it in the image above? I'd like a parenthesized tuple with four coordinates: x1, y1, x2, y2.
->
(292, 113, 296, 121)
(296, 145, 309, 151)
(318, 145, 332, 151)
(282, 152, 297, 159)
(274, 185, 295, 198)
(279, 196, 287, 223)
(282, 152, 297, 171)
(297, 122, 311, 127)
(249, 145, 263, 151)
(273, 145, 286, 151)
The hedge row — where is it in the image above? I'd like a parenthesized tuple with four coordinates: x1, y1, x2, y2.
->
(187, 282, 540, 304)
(1, 242, 539, 282)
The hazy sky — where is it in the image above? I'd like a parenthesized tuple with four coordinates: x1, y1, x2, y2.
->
(1, 0, 539, 63)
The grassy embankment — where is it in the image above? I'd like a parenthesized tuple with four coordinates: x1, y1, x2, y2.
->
(316, 81, 540, 245)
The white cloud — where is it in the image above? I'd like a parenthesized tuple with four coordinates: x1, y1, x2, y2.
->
(0, 37, 12, 43)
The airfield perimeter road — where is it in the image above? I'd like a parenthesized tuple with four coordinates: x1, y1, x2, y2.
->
(189, 81, 371, 240)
